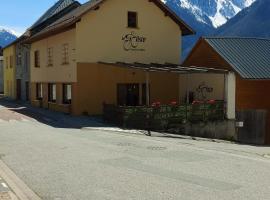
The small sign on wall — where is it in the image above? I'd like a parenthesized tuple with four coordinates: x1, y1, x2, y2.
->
(236, 121, 244, 128)
(122, 31, 146, 51)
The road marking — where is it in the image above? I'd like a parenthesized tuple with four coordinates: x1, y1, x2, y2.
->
(1, 182, 8, 188)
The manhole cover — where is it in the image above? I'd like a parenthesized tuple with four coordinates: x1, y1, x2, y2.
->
(147, 146, 167, 151)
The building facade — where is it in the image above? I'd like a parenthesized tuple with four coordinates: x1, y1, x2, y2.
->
(183, 37, 270, 144)
(2, 0, 80, 101)
(15, 43, 30, 101)
(0, 56, 3, 93)
(3, 44, 16, 99)
(27, 0, 194, 115)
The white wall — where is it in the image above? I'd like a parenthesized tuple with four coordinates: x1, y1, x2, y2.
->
(225, 72, 236, 119)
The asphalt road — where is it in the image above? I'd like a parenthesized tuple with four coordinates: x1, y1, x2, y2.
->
(0, 102, 270, 200)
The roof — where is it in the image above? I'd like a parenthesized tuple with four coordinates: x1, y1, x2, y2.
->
(4, 0, 80, 49)
(203, 37, 270, 79)
(26, 0, 195, 43)
(30, 0, 78, 29)
(99, 62, 228, 74)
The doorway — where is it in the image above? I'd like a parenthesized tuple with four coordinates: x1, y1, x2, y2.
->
(117, 84, 140, 106)
(25, 81, 29, 101)
(16, 79, 21, 100)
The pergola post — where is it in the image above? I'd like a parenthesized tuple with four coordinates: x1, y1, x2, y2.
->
(186, 74, 189, 104)
(146, 71, 150, 106)
(225, 71, 236, 119)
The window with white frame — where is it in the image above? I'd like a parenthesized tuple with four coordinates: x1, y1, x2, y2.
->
(47, 47, 53, 67)
(63, 84, 72, 104)
(48, 83, 56, 102)
(36, 83, 43, 100)
(62, 44, 69, 65)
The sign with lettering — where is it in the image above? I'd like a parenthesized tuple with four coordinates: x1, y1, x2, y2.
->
(122, 32, 146, 51)
(196, 82, 214, 100)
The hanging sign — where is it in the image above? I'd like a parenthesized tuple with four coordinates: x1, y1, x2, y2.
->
(122, 31, 146, 51)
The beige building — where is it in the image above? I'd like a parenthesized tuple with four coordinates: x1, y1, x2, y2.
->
(27, 0, 194, 115)
(3, 44, 16, 99)
(0, 55, 3, 93)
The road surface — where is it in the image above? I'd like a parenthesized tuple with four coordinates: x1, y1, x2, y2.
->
(0, 100, 270, 200)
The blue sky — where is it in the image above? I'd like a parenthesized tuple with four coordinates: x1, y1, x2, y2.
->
(0, 0, 89, 36)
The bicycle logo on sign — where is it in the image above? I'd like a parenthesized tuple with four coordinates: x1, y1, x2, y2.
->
(122, 32, 146, 51)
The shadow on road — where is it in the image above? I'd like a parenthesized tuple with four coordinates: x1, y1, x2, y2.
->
(0, 98, 110, 129)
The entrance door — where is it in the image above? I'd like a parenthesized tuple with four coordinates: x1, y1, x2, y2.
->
(25, 81, 29, 101)
(16, 79, 21, 100)
(117, 84, 139, 106)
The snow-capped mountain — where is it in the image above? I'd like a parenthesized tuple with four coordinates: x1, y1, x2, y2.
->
(164, 0, 256, 58)
(164, 0, 255, 28)
(216, 0, 270, 37)
(0, 28, 17, 48)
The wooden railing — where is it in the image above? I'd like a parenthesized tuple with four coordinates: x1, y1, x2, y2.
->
(103, 101, 225, 130)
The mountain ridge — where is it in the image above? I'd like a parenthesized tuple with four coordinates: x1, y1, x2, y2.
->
(0, 28, 18, 48)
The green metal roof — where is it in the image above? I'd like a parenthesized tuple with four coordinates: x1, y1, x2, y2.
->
(204, 37, 270, 79)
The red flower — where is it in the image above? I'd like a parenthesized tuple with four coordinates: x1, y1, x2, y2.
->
(208, 100, 216, 104)
(152, 101, 161, 107)
(170, 101, 177, 106)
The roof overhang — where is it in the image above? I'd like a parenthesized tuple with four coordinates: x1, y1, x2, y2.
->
(25, 0, 195, 43)
(98, 62, 228, 74)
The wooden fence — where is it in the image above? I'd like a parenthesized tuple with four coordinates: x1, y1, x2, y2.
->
(103, 101, 225, 130)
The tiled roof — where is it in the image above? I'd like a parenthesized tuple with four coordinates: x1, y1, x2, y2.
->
(204, 37, 270, 79)
(30, 0, 77, 29)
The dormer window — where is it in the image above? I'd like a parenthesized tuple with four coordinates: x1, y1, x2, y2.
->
(128, 11, 138, 28)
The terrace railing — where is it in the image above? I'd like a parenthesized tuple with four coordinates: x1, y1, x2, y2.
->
(103, 101, 225, 131)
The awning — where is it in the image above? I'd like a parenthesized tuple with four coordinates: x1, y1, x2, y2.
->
(98, 62, 228, 74)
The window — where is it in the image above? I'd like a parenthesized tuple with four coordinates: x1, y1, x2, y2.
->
(117, 84, 139, 106)
(48, 83, 56, 102)
(63, 84, 72, 104)
(62, 44, 69, 65)
(24, 51, 29, 72)
(9, 55, 13, 68)
(142, 83, 150, 106)
(25, 82, 29, 101)
(47, 47, 53, 66)
(17, 53, 22, 66)
(128, 11, 138, 28)
(34, 51, 40, 68)
(36, 83, 43, 100)
(5, 57, 8, 69)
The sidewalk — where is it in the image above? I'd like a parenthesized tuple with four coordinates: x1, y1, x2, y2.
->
(0, 176, 17, 200)
(0, 160, 41, 200)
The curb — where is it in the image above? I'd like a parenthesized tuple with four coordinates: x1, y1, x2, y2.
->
(81, 127, 234, 144)
(0, 160, 41, 200)
(81, 127, 146, 135)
